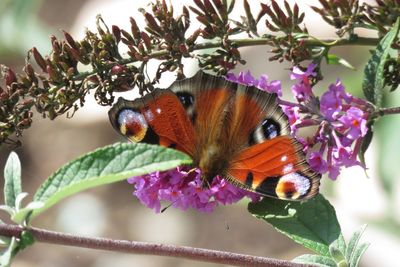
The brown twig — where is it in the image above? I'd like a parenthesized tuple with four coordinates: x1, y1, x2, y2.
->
(370, 106, 400, 119)
(0, 223, 313, 267)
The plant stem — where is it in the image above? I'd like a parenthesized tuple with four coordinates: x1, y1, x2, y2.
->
(233, 36, 378, 48)
(67, 36, 379, 84)
(371, 106, 400, 119)
(0, 224, 311, 267)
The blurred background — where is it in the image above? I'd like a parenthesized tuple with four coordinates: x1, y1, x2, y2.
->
(0, 0, 399, 266)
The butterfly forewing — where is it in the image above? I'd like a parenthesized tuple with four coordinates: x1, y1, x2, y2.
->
(108, 89, 196, 156)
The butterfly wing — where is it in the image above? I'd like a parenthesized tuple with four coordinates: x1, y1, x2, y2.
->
(108, 89, 196, 156)
(227, 136, 320, 200)
(167, 71, 234, 170)
(224, 84, 320, 200)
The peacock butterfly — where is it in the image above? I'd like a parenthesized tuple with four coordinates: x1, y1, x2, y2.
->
(108, 71, 320, 200)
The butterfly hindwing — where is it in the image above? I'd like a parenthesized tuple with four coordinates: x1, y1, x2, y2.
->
(227, 136, 320, 200)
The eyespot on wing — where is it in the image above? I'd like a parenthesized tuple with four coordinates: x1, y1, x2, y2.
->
(116, 108, 148, 142)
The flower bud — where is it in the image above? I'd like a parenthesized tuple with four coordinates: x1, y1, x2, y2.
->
(141, 32, 152, 51)
(63, 31, 78, 50)
(5, 69, 17, 87)
(32, 47, 47, 72)
(112, 25, 121, 43)
(51, 35, 61, 55)
(111, 64, 127, 75)
(129, 17, 141, 40)
(144, 12, 162, 34)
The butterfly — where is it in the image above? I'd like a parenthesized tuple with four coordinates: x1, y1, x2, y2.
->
(108, 71, 321, 200)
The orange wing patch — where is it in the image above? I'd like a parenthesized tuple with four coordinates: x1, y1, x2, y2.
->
(108, 90, 196, 157)
(141, 91, 196, 156)
(228, 136, 320, 200)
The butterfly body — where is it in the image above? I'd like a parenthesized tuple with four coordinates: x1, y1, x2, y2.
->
(109, 71, 321, 200)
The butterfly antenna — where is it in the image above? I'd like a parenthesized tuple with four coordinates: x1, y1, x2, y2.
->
(161, 168, 203, 213)
(160, 202, 174, 213)
(160, 198, 181, 213)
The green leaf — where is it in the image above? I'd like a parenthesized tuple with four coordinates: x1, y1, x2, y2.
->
(330, 235, 347, 260)
(326, 54, 356, 70)
(358, 122, 374, 168)
(31, 143, 191, 219)
(18, 231, 35, 250)
(3, 152, 22, 208)
(345, 225, 367, 264)
(362, 18, 400, 107)
(248, 194, 343, 256)
(0, 237, 17, 267)
(0, 236, 10, 247)
(227, 0, 235, 14)
(293, 254, 337, 267)
(349, 243, 369, 267)
(11, 201, 44, 225)
(329, 243, 346, 264)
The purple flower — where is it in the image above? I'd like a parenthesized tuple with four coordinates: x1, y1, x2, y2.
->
(320, 90, 342, 121)
(258, 75, 282, 96)
(338, 107, 368, 140)
(288, 64, 317, 102)
(281, 105, 301, 134)
(291, 82, 313, 102)
(308, 151, 328, 173)
(129, 167, 259, 213)
(290, 63, 317, 81)
(284, 63, 370, 180)
(327, 164, 340, 180)
(329, 79, 353, 103)
(320, 80, 353, 121)
(332, 146, 356, 168)
(226, 71, 282, 96)
(237, 71, 257, 85)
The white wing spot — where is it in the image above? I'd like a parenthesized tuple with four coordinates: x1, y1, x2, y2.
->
(283, 163, 293, 174)
(280, 173, 310, 196)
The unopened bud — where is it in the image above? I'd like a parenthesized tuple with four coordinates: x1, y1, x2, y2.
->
(112, 25, 121, 43)
(5, 69, 17, 86)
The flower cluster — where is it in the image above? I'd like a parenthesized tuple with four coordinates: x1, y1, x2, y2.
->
(282, 64, 370, 179)
(128, 167, 260, 213)
(225, 71, 282, 96)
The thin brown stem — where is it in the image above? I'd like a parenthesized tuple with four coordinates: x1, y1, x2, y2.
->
(371, 106, 400, 119)
(66, 36, 379, 85)
(0, 224, 313, 267)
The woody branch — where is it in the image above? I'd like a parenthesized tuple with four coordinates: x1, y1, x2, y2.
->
(0, 223, 306, 267)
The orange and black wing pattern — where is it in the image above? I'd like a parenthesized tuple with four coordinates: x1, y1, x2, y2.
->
(223, 79, 320, 200)
(109, 70, 321, 200)
(227, 136, 320, 200)
(108, 89, 196, 157)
